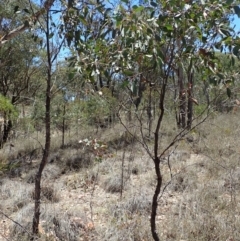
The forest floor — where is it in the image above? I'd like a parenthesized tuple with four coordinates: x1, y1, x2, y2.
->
(0, 113, 240, 241)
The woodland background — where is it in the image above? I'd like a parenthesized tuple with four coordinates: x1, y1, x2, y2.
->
(0, 0, 240, 240)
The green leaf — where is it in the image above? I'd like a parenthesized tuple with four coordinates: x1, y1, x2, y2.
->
(75, 30, 80, 43)
(185, 46, 193, 54)
(84, 6, 89, 17)
(151, 10, 155, 18)
(155, 34, 161, 41)
(122, 50, 128, 59)
(219, 28, 230, 36)
(164, 24, 174, 31)
(23, 8, 30, 14)
(68, 71, 75, 81)
(226, 87, 231, 98)
(147, 28, 153, 34)
(208, 65, 215, 74)
(209, 77, 217, 86)
(123, 69, 134, 76)
(233, 46, 240, 57)
(112, 29, 116, 38)
(79, 15, 87, 25)
(225, 79, 232, 85)
(49, 32, 54, 39)
(150, 1, 158, 7)
(121, 80, 129, 88)
(202, 36, 207, 43)
(132, 5, 144, 12)
(14, 6, 19, 13)
(0, 95, 18, 119)
(233, 6, 240, 18)
(217, 73, 224, 80)
(33, 35, 38, 42)
(158, 15, 166, 21)
(104, 70, 109, 78)
(163, 24, 173, 32)
(24, 20, 30, 27)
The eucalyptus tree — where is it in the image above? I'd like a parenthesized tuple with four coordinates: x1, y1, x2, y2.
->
(67, 1, 240, 240)
(31, 7, 65, 237)
(0, 1, 45, 146)
(3, 0, 240, 240)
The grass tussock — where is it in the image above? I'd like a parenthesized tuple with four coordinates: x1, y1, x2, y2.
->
(1, 112, 240, 240)
(0, 179, 33, 214)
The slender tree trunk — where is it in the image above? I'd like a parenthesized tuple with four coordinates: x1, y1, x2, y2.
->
(178, 65, 186, 128)
(151, 81, 166, 241)
(0, 117, 12, 148)
(99, 73, 104, 88)
(147, 86, 153, 137)
(203, 81, 210, 106)
(134, 74, 145, 109)
(149, 41, 175, 240)
(187, 72, 194, 129)
(153, 89, 156, 120)
(151, 157, 162, 241)
(173, 71, 180, 127)
(32, 10, 51, 236)
(61, 104, 66, 148)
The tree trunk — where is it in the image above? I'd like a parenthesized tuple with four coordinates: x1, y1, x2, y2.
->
(61, 104, 66, 148)
(147, 86, 153, 137)
(187, 72, 194, 129)
(32, 71, 51, 236)
(32, 10, 51, 236)
(203, 81, 210, 106)
(134, 74, 145, 109)
(99, 73, 104, 88)
(0, 117, 12, 148)
(151, 157, 162, 241)
(150, 81, 166, 241)
(178, 65, 186, 128)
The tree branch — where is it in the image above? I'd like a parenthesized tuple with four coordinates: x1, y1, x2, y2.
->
(0, 210, 33, 238)
(0, 0, 55, 46)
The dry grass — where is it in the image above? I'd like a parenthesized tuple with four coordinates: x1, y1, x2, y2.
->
(0, 112, 240, 240)
(0, 179, 33, 214)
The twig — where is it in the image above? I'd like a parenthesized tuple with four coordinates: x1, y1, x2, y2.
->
(0, 210, 33, 238)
